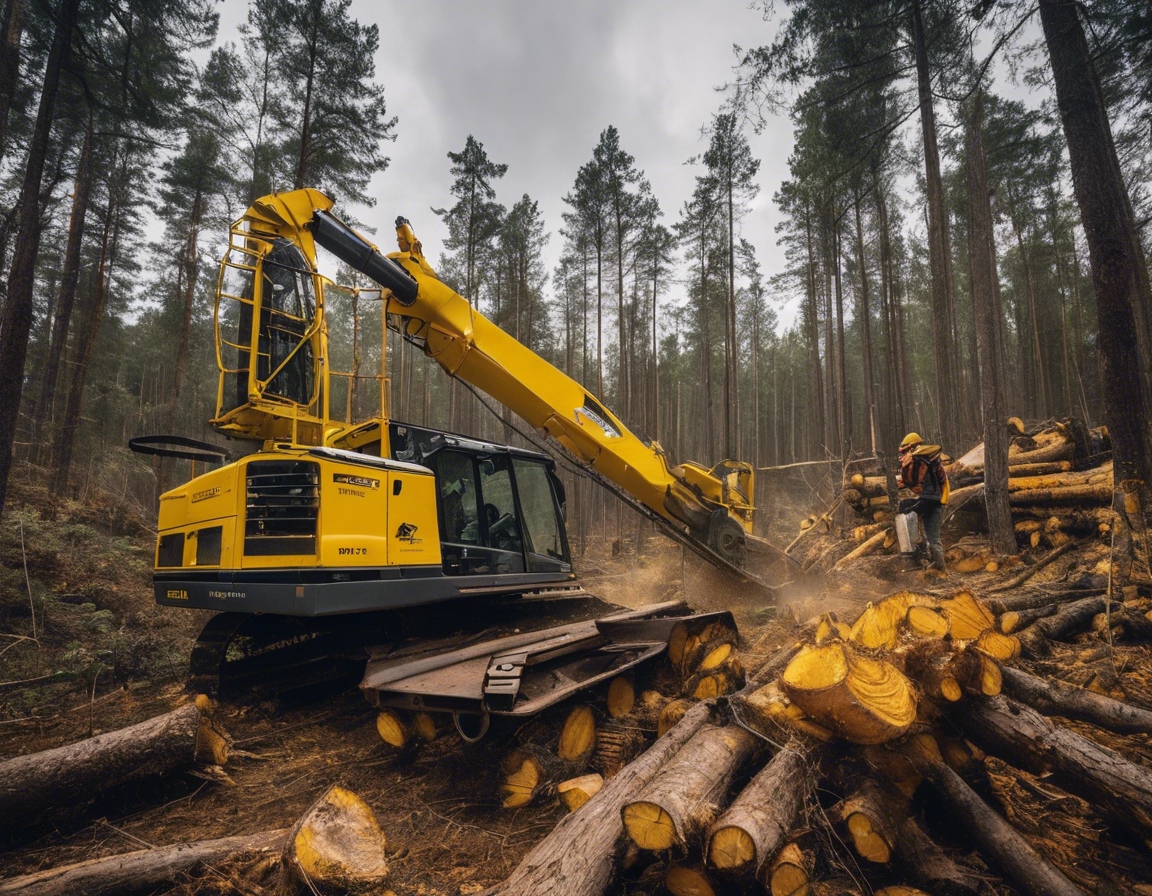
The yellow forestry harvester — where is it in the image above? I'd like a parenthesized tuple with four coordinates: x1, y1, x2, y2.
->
(134, 189, 786, 734)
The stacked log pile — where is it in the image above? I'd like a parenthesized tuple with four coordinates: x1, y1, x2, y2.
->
(816, 418, 1116, 569)
(485, 584, 1152, 896)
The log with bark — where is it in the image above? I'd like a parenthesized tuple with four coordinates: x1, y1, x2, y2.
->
(834, 776, 981, 896)
(705, 740, 813, 881)
(481, 701, 717, 896)
(622, 722, 759, 851)
(0, 696, 229, 828)
(1000, 664, 1152, 735)
(912, 759, 1085, 896)
(953, 694, 1152, 842)
(1016, 595, 1112, 656)
(0, 830, 286, 896)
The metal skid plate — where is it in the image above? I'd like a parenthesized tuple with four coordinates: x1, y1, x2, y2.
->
(359, 601, 732, 719)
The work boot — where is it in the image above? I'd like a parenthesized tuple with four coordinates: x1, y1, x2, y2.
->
(929, 544, 946, 572)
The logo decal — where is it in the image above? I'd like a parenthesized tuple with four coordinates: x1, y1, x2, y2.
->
(396, 522, 422, 544)
(333, 473, 379, 490)
(191, 487, 221, 503)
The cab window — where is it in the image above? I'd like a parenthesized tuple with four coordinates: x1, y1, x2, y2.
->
(512, 459, 568, 571)
(434, 450, 480, 545)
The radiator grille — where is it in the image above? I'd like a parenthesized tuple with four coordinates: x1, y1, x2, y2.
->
(244, 461, 319, 556)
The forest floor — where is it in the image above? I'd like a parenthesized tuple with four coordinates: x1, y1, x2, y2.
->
(1, 464, 1149, 895)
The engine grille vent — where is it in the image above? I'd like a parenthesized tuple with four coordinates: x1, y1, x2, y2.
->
(244, 460, 319, 556)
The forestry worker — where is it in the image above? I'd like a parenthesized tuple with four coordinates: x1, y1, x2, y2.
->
(896, 432, 950, 572)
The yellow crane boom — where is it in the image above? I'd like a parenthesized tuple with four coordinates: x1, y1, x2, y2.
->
(211, 189, 760, 571)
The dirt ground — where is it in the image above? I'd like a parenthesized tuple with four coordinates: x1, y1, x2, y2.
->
(4, 471, 1152, 894)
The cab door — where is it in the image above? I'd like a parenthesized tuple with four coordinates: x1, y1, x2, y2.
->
(432, 450, 526, 575)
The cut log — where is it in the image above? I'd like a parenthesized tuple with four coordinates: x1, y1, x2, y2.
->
(1008, 438, 1076, 466)
(975, 629, 1021, 661)
(938, 590, 995, 640)
(557, 704, 597, 762)
(782, 643, 917, 744)
(987, 584, 1103, 614)
(954, 694, 1152, 842)
(905, 606, 949, 638)
(1010, 483, 1112, 505)
(482, 701, 716, 896)
(1000, 665, 1152, 734)
(659, 699, 693, 737)
(684, 655, 746, 700)
(623, 723, 759, 852)
(0, 830, 286, 896)
(376, 708, 440, 749)
(1017, 595, 1111, 657)
(742, 643, 804, 694)
(832, 529, 890, 569)
(282, 785, 389, 894)
(1007, 465, 1112, 493)
(834, 775, 980, 894)
(706, 741, 813, 879)
(999, 604, 1057, 633)
(1008, 460, 1074, 476)
(557, 773, 604, 812)
(917, 759, 1087, 896)
(500, 744, 578, 808)
(0, 696, 229, 828)
(590, 720, 646, 777)
(903, 642, 1001, 701)
(766, 842, 813, 896)
(665, 863, 725, 896)
(737, 681, 834, 742)
(606, 675, 635, 718)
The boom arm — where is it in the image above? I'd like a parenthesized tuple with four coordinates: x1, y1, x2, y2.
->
(214, 190, 757, 567)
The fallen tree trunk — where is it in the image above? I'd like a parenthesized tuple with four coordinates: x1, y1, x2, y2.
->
(481, 701, 716, 896)
(917, 758, 1086, 896)
(1010, 483, 1113, 506)
(836, 776, 981, 896)
(954, 695, 1152, 842)
(987, 585, 1104, 615)
(1000, 665, 1152, 734)
(1016, 595, 1111, 657)
(0, 830, 286, 896)
(998, 604, 1055, 633)
(623, 723, 759, 851)
(706, 740, 812, 880)
(0, 697, 229, 827)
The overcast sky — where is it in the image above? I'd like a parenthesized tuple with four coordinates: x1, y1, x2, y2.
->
(219, 0, 798, 323)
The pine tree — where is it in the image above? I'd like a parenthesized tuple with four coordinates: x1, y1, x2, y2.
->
(274, 0, 396, 204)
(702, 111, 760, 459)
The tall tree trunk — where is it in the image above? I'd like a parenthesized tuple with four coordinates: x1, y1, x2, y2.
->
(966, 92, 1015, 554)
(822, 208, 836, 453)
(53, 155, 125, 494)
(31, 112, 94, 457)
(0, 0, 24, 167)
(912, 0, 958, 447)
(804, 207, 825, 457)
(163, 186, 205, 430)
(834, 220, 848, 459)
(1039, 0, 1152, 489)
(0, 0, 79, 514)
(855, 197, 877, 454)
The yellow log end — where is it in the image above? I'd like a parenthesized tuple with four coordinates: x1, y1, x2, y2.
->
(624, 800, 677, 850)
